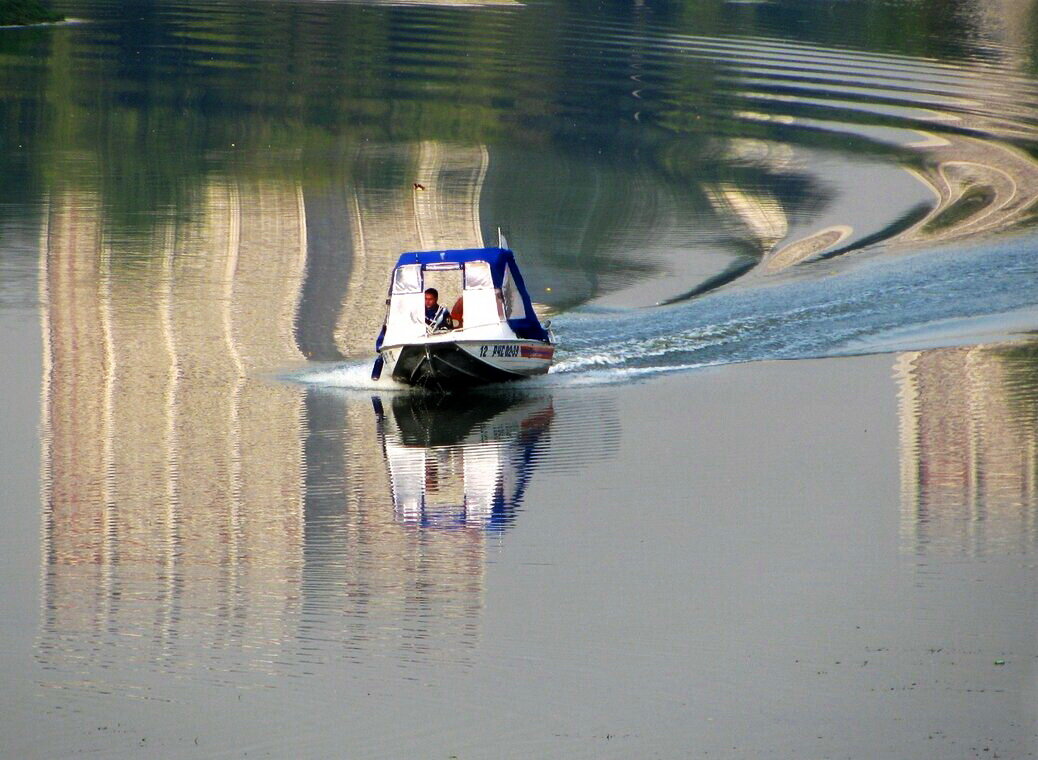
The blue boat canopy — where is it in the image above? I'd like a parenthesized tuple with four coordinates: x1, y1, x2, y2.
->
(389, 247, 549, 341)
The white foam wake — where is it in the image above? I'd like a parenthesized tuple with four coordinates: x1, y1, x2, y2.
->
(291, 359, 413, 391)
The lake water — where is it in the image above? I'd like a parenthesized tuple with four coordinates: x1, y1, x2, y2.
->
(2, 0, 1038, 756)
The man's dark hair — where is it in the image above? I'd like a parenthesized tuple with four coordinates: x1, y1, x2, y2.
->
(424, 288, 438, 299)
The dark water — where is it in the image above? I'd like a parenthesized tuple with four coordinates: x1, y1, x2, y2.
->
(2, 0, 1038, 756)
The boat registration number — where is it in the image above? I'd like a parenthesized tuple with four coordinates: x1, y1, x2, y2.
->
(480, 344, 520, 358)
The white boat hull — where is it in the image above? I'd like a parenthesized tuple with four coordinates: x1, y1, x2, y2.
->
(380, 339, 554, 389)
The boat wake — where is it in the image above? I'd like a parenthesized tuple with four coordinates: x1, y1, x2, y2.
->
(298, 361, 414, 391)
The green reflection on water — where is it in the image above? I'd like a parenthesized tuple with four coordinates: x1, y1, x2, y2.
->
(4, 0, 1035, 252)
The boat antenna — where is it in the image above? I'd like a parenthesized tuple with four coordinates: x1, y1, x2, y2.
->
(497, 227, 509, 250)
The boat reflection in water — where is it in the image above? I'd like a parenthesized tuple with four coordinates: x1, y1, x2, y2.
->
(375, 392, 555, 531)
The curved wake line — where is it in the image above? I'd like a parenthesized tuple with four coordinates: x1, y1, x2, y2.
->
(553, 233, 1038, 372)
(293, 234, 1038, 392)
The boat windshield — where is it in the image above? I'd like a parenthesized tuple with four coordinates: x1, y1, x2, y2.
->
(392, 264, 422, 294)
(382, 257, 516, 342)
(464, 261, 493, 290)
(501, 264, 526, 319)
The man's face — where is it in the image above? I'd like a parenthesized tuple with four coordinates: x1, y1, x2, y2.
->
(425, 293, 436, 309)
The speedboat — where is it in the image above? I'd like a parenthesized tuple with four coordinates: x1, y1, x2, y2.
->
(371, 247, 555, 390)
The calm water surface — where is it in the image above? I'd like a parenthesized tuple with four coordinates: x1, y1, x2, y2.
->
(2, 0, 1038, 756)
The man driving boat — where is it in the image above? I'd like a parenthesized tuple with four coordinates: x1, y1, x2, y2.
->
(424, 288, 452, 331)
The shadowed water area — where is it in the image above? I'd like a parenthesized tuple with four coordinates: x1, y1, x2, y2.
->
(2, 0, 1038, 756)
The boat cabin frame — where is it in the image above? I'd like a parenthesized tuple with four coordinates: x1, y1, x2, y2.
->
(377, 247, 549, 349)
